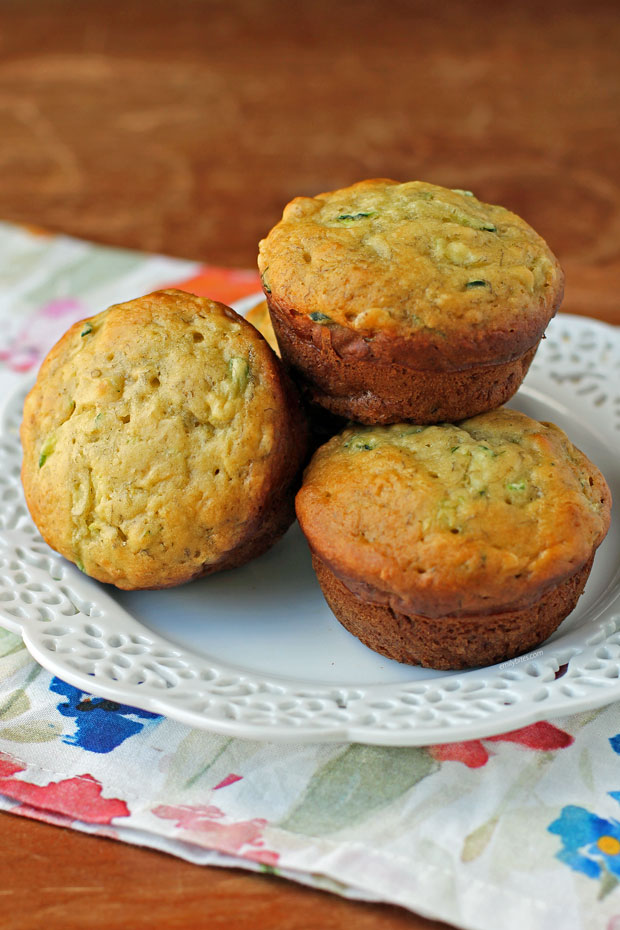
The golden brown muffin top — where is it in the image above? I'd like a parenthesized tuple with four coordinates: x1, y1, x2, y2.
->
(21, 289, 300, 589)
(296, 408, 611, 618)
(259, 179, 564, 368)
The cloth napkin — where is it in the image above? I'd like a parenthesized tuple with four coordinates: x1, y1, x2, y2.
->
(0, 221, 619, 930)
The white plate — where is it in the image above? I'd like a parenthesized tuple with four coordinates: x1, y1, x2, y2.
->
(0, 308, 619, 745)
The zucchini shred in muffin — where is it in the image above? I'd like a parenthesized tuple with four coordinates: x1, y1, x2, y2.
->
(258, 179, 564, 424)
(21, 289, 307, 590)
(295, 409, 611, 670)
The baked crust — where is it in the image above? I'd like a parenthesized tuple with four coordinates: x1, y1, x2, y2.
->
(259, 179, 564, 368)
(21, 289, 307, 589)
(259, 179, 564, 422)
(296, 409, 611, 621)
(266, 291, 550, 374)
(246, 299, 347, 444)
(313, 553, 594, 670)
(269, 298, 538, 423)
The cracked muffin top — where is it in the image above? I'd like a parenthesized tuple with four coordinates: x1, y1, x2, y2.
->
(296, 408, 611, 618)
(21, 289, 306, 589)
(258, 179, 564, 367)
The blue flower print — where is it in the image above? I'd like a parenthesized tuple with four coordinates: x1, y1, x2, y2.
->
(50, 677, 161, 754)
(610, 733, 620, 755)
(549, 800, 620, 880)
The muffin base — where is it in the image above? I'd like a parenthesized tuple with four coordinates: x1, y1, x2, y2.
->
(313, 555, 594, 670)
(268, 301, 539, 424)
(182, 480, 298, 584)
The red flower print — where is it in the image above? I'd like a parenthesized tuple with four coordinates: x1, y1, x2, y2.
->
(430, 740, 490, 768)
(0, 757, 129, 824)
(429, 721, 574, 768)
(245, 848, 279, 866)
(0, 752, 27, 779)
(487, 722, 573, 750)
(0, 298, 86, 372)
(169, 267, 261, 304)
(13, 802, 119, 839)
(153, 803, 279, 865)
(214, 773, 242, 790)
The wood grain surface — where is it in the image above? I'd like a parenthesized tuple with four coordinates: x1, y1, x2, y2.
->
(0, 2, 618, 929)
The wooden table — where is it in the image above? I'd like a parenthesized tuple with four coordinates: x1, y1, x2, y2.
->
(0, 1, 618, 927)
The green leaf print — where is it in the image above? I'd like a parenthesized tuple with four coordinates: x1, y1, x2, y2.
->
(0, 636, 34, 682)
(461, 816, 499, 863)
(23, 249, 143, 306)
(0, 628, 25, 659)
(0, 688, 30, 722)
(280, 744, 438, 835)
(0, 722, 63, 742)
(0, 666, 47, 738)
(599, 863, 620, 900)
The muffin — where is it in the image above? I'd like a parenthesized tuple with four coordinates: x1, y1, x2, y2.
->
(296, 409, 611, 669)
(246, 299, 346, 452)
(258, 179, 564, 424)
(245, 299, 279, 354)
(21, 289, 307, 590)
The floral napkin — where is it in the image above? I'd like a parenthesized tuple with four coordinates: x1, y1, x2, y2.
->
(0, 221, 619, 930)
